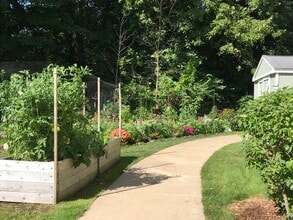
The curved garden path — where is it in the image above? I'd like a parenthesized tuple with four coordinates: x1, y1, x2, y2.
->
(80, 134, 242, 220)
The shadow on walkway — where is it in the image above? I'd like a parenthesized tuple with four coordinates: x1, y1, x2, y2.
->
(102, 165, 179, 196)
(65, 156, 138, 201)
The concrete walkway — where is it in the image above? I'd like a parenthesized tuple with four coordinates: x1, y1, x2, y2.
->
(80, 134, 242, 220)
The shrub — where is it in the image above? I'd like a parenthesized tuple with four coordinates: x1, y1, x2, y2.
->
(121, 106, 134, 123)
(101, 101, 119, 121)
(124, 123, 148, 143)
(218, 108, 238, 131)
(208, 105, 218, 119)
(170, 121, 184, 137)
(160, 120, 175, 138)
(138, 119, 160, 139)
(100, 120, 118, 142)
(238, 88, 293, 217)
(142, 119, 175, 140)
(0, 65, 104, 166)
(197, 116, 225, 134)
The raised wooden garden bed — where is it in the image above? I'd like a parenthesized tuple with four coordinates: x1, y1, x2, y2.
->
(0, 138, 121, 204)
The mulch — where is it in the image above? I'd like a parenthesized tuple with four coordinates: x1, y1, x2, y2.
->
(228, 197, 285, 220)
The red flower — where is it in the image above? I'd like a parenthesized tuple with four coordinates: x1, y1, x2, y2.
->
(109, 128, 131, 143)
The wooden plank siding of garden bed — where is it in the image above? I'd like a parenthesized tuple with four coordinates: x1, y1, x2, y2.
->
(99, 138, 121, 174)
(0, 160, 54, 204)
(57, 156, 98, 201)
(0, 138, 121, 204)
(57, 138, 122, 201)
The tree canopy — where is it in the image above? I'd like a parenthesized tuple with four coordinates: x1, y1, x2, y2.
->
(1, 0, 292, 111)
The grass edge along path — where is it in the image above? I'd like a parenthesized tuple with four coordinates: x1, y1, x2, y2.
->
(201, 142, 268, 220)
(0, 133, 237, 220)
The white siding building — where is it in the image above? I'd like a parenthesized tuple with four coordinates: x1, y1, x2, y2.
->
(253, 55, 293, 99)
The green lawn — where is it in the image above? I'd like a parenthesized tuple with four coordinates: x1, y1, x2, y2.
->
(201, 142, 268, 220)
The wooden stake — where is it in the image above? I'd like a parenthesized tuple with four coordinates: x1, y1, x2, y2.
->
(83, 82, 86, 116)
(118, 82, 122, 137)
(53, 67, 58, 204)
(97, 77, 101, 132)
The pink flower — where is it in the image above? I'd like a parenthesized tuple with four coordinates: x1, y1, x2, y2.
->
(183, 125, 195, 136)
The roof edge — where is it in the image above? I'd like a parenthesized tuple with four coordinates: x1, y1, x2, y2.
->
(253, 70, 293, 82)
(252, 56, 272, 81)
(252, 55, 293, 82)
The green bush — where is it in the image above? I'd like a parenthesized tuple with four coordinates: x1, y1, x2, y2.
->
(0, 65, 104, 166)
(121, 106, 134, 123)
(238, 88, 293, 217)
(124, 122, 148, 143)
(196, 116, 225, 134)
(138, 119, 164, 139)
(136, 118, 175, 140)
(218, 108, 238, 131)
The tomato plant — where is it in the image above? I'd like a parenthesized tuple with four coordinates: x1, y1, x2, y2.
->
(0, 65, 103, 166)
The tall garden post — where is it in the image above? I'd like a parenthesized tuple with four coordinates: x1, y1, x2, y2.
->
(83, 82, 86, 116)
(53, 67, 58, 204)
(97, 77, 101, 132)
(118, 82, 122, 137)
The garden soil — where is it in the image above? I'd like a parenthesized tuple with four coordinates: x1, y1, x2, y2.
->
(80, 134, 242, 220)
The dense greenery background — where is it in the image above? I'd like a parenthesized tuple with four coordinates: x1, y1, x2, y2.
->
(1, 0, 293, 110)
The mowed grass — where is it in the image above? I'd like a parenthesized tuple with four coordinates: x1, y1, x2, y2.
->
(201, 142, 268, 220)
(1, 134, 219, 220)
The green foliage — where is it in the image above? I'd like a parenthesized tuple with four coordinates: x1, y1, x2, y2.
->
(177, 69, 225, 119)
(100, 120, 119, 144)
(138, 119, 164, 140)
(197, 117, 225, 134)
(157, 71, 224, 119)
(0, 65, 103, 166)
(238, 88, 293, 217)
(218, 108, 238, 131)
(123, 79, 154, 113)
(117, 102, 238, 146)
(208, 106, 218, 119)
(121, 106, 134, 123)
(237, 95, 254, 109)
(1, 0, 293, 109)
(157, 74, 178, 112)
(207, 2, 275, 56)
(123, 122, 148, 143)
(101, 101, 119, 121)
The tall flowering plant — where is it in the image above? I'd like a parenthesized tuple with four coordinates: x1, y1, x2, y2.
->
(183, 125, 195, 136)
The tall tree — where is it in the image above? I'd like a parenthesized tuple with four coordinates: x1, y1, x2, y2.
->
(119, 0, 205, 103)
(194, 0, 289, 107)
